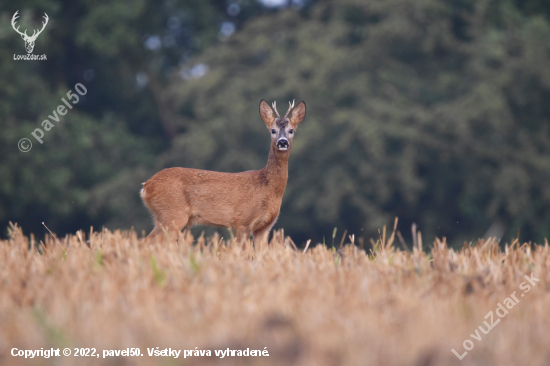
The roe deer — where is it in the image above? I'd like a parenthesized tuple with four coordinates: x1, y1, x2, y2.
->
(140, 99, 306, 246)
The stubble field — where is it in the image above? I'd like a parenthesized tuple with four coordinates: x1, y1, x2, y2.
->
(1, 223, 549, 366)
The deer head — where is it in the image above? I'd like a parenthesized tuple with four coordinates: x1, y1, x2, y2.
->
(12, 11, 49, 54)
(260, 99, 306, 152)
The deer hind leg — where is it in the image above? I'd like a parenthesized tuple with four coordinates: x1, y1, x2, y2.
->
(142, 182, 190, 241)
(146, 224, 164, 239)
(253, 227, 271, 251)
(147, 212, 190, 240)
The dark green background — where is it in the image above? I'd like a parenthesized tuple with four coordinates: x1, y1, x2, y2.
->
(1, 0, 549, 247)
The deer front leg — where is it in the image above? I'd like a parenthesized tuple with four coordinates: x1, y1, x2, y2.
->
(235, 228, 252, 250)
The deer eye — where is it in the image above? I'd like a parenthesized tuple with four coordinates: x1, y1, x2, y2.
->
(289, 129, 294, 134)
(271, 129, 276, 134)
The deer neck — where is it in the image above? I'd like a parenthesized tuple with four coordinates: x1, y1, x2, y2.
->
(261, 147, 289, 196)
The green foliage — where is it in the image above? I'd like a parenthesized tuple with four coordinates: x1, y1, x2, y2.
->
(189, 254, 200, 274)
(0, 0, 549, 247)
(150, 255, 167, 287)
(95, 248, 103, 267)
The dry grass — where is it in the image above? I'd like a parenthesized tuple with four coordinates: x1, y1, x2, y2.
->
(0, 222, 549, 366)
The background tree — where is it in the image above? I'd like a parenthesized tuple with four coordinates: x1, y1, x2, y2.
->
(1, 0, 549, 247)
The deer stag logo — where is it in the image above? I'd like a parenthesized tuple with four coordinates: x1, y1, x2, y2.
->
(11, 11, 49, 54)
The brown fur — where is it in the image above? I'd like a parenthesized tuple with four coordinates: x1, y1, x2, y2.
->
(141, 100, 306, 246)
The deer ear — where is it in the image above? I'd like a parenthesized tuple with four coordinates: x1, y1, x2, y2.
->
(259, 99, 274, 127)
(290, 101, 306, 127)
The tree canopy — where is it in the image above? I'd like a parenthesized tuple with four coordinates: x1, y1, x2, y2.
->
(1, 0, 549, 247)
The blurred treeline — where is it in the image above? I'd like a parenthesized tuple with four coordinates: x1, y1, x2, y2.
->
(1, 0, 550, 247)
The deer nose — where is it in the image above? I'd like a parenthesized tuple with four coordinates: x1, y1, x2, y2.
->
(277, 138, 289, 150)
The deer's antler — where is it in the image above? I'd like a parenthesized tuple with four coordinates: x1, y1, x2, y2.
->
(11, 11, 27, 37)
(11, 11, 49, 40)
(283, 99, 295, 120)
(271, 101, 281, 118)
(31, 13, 49, 39)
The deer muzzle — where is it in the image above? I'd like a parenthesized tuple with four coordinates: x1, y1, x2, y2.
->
(277, 138, 289, 150)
